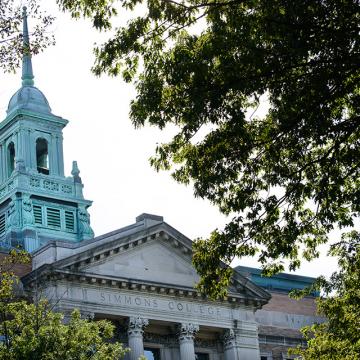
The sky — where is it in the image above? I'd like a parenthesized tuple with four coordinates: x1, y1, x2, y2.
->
(0, 1, 338, 278)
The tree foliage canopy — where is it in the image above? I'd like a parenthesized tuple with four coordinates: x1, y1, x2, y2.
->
(0, 303, 127, 360)
(290, 234, 360, 359)
(0, 0, 54, 72)
(57, 0, 360, 298)
(0, 250, 127, 360)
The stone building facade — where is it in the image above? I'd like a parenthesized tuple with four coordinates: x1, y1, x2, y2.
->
(18, 213, 322, 360)
(22, 213, 271, 360)
(1, 8, 323, 360)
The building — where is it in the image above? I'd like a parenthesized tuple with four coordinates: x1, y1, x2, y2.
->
(236, 267, 322, 360)
(1, 9, 322, 360)
(0, 7, 94, 253)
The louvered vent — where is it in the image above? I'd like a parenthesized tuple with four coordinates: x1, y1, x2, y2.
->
(65, 211, 75, 231)
(0, 214, 5, 235)
(33, 205, 43, 225)
(46, 207, 61, 228)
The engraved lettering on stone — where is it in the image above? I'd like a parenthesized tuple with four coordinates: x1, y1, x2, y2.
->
(99, 292, 223, 316)
(77, 289, 230, 320)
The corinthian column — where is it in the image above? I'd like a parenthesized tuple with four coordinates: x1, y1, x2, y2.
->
(178, 323, 199, 360)
(223, 329, 238, 360)
(127, 317, 149, 360)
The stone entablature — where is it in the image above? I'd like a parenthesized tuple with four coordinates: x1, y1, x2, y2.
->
(48, 284, 245, 327)
(27, 270, 265, 313)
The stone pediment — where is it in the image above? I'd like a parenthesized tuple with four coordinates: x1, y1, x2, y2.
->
(24, 218, 270, 307)
(78, 239, 200, 288)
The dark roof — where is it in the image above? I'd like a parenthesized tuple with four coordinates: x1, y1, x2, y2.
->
(235, 265, 318, 295)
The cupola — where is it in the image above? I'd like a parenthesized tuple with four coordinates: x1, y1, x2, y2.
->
(0, 7, 94, 252)
(6, 7, 51, 116)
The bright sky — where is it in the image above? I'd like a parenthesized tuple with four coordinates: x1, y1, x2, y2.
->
(0, 2, 338, 278)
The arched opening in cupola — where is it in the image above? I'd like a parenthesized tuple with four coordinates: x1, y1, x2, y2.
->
(36, 138, 49, 175)
(8, 142, 15, 176)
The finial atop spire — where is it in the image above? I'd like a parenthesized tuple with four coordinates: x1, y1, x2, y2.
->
(21, 6, 34, 86)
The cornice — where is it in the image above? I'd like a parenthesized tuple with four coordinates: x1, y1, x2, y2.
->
(23, 226, 270, 308)
(1, 109, 68, 132)
(25, 267, 268, 309)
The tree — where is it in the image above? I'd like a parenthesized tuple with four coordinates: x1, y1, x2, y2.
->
(0, 303, 128, 360)
(0, 250, 128, 360)
(0, 0, 54, 72)
(57, 0, 359, 298)
(290, 233, 360, 359)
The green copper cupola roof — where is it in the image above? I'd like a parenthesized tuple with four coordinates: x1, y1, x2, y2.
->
(7, 7, 51, 116)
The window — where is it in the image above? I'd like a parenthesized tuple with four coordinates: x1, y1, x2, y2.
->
(8, 142, 15, 176)
(144, 348, 160, 360)
(195, 353, 209, 360)
(36, 138, 49, 175)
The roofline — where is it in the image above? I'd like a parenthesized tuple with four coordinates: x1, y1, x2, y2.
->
(235, 265, 317, 284)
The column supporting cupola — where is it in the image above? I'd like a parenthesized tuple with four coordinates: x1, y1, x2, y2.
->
(0, 7, 94, 252)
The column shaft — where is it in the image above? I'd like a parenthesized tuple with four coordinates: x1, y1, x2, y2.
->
(178, 323, 199, 360)
(128, 334, 144, 360)
(179, 339, 196, 360)
(127, 317, 148, 360)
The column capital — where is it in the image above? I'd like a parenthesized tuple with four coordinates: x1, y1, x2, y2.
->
(128, 316, 149, 336)
(178, 323, 199, 342)
(223, 328, 237, 350)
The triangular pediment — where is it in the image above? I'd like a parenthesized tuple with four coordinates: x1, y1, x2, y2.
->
(79, 240, 200, 288)
(29, 221, 270, 305)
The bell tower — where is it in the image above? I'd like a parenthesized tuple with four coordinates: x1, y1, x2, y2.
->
(0, 7, 94, 252)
